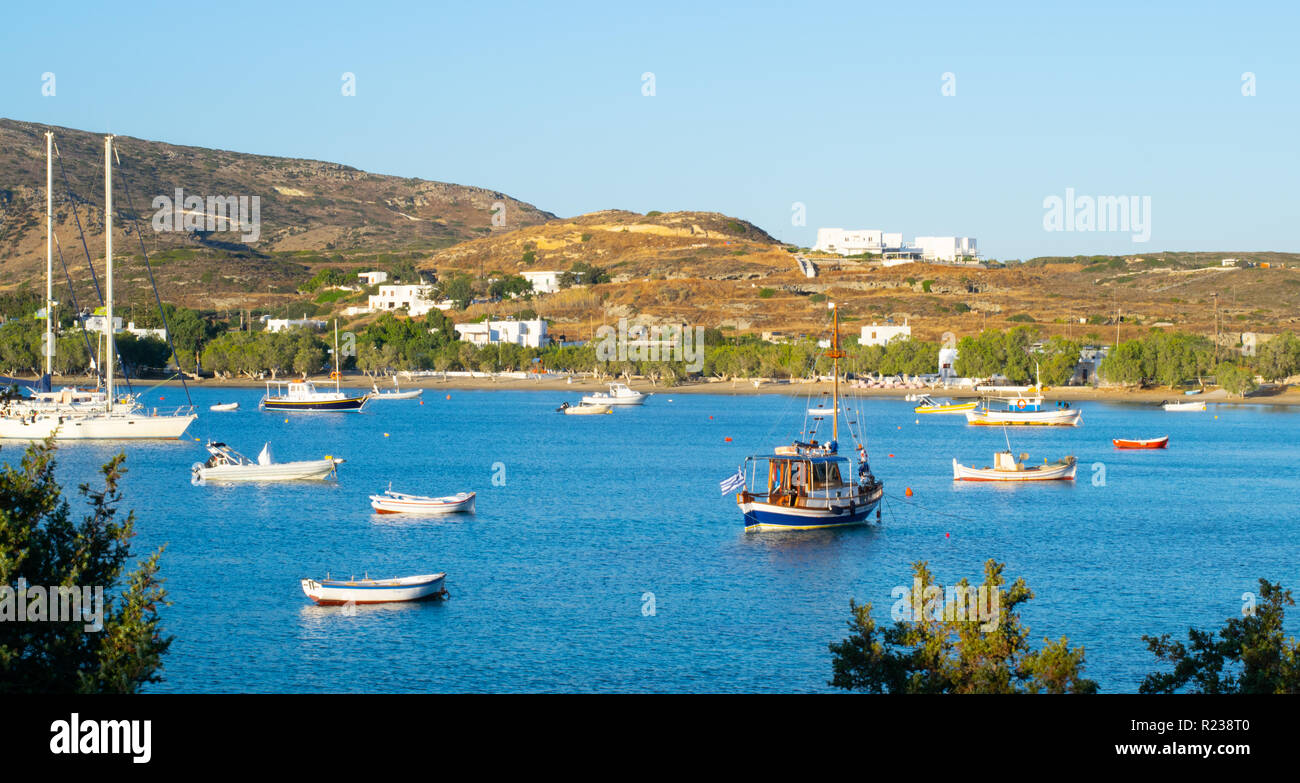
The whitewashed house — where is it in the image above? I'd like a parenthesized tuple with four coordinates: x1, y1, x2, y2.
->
(859, 321, 912, 346)
(265, 315, 328, 333)
(368, 284, 436, 316)
(522, 270, 561, 294)
(453, 318, 549, 348)
(914, 236, 978, 262)
(358, 270, 389, 286)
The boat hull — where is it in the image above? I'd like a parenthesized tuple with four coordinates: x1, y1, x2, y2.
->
(195, 458, 342, 483)
(738, 485, 883, 531)
(263, 396, 368, 412)
(300, 573, 446, 605)
(565, 404, 612, 415)
(1163, 402, 1206, 411)
(209, 402, 239, 411)
(915, 401, 978, 414)
(580, 395, 644, 406)
(370, 492, 475, 515)
(952, 457, 1076, 481)
(0, 412, 196, 440)
(368, 390, 422, 400)
(965, 409, 1081, 426)
(1112, 436, 1168, 449)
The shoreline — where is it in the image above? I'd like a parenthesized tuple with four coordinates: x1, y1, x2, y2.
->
(22, 374, 1300, 406)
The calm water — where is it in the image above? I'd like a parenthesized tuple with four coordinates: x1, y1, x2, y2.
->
(11, 385, 1300, 693)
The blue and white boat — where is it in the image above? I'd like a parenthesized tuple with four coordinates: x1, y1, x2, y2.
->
(728, 303, 884, 532)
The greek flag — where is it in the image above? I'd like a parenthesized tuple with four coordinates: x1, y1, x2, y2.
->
(719, 468, 745, 495)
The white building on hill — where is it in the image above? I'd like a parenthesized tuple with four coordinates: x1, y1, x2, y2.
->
(369, 284, 436, 316)
(522, 270, 561, 294)
(813, 229, 904, 256)
(454, 319, 549, 348)
(914, 236, 978, 262)
(265, 315, 328, 333)
(859, 321, 912, 346)
(358, 270, 389, 286)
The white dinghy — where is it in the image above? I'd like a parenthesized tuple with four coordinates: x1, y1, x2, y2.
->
(370, 488, 476, 515)
(301, 572, 447, 605)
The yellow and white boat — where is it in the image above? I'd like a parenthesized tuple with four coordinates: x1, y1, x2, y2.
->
(913, 395, 978, 414)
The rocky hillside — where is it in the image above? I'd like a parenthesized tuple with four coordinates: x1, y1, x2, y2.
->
(0, 117, 553, 308)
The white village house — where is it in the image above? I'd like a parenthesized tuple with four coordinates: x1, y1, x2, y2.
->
(357, 270, 389, 286)
(521, 270, 561, 294)
(368, 284, 437, 317)
(859, 321, 912, 347)
(453, 318, 549, 348)
(264, 315, 328, 333)
(813, 227, 978, 264)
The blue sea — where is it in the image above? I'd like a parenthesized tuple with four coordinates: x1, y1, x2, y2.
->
(12, 386, 1300, 693)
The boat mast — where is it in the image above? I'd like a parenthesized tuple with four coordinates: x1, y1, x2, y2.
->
(825, 302, 846, 443)
(104, 135, 114, 411)
(45, 131, 54, 380)
(333, 319, 341, 393)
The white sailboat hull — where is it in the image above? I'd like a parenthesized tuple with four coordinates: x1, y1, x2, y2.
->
(0, 411, 196, 440)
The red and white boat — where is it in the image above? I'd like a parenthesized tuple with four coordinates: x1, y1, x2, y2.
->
(369, 488, 476, 515)
(300, 573, 447, 605)
(1112, 435, 1169, 449)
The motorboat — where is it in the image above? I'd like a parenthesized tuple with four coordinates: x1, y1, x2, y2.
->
(369, 488, 476, 515)
(209, 402, 239, 411)
(731, 303, 884, 532)
(953, 451, 1077, 481)
(1161, 400, 1206, 412)
(262, 379, 368, 412)
(300, 572, 447, 605)
(191, 441, 343, 484)
(368, 378, 422, 400)
(559, 401, 612, 415)
(913, 394, 978, 414)
(581, 382, 648, 406)
(1112, 435, 1169, 449)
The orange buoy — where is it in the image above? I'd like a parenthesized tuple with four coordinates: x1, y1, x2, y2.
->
(445, 394, 451, 400)
(905, 487, 913, 497)
(888, 454, 895, 458)
(724, 437, 732, 442)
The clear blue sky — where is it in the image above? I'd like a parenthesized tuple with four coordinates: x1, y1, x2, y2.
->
(4, 0, 1297, 259)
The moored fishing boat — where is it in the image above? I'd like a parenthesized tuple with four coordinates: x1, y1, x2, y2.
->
(581, 382, 648, 406)
(1162, 400, 1206, 412)
(914, 394, 978, 414)
(262, 322, 368, 412)
(1112, 435, 1169, 449)
(952, 451, 1077, 481)
(369, 488, 475, 514)
(729, 303, 884, 532)
(191, 441, 343, 483)
(368, 379, 422, 400)
(300, 572, 447, 605)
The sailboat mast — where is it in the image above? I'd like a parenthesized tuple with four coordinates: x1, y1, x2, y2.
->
(104, 135, 115, 411)
(45, 131, 54, 379)
(825, 302, 846, 443)
(334, 319, 341, 393)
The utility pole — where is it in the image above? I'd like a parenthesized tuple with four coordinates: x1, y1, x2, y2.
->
(1212, 292, 1219, 364)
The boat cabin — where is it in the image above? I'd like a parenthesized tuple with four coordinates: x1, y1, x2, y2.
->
(739, 453, 861, 506)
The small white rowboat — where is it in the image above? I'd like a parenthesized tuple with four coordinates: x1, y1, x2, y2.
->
(300, 572, 447, 605)
(370, 489, 476, 515)
(1162, 400, 1206, 412)
(562, 403, 612, 415)
(953, 451, 1077, 482)
(209, 402, 239, 412)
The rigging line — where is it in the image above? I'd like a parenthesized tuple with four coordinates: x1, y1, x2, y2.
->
(53, 141, 105, 304)
(111, 146, 194, 408)
(53, 234, 102, 385)
(883, 491, 986, 524)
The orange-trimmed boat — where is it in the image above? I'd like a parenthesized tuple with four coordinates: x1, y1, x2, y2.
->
(1112, 435, 1169, 449)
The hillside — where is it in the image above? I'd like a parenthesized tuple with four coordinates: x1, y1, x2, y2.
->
(0, 117, 553, 309)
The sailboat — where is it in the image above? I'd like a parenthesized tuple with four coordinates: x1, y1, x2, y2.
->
(729, 303, 884, 531)
(0, 134, 196, 439)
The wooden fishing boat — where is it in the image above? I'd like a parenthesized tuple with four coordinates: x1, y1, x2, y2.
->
(191, 441, 343, 484)
(261, 379, 368, 412)
(300, 572, 447, 605)
(1112, 435, 1169, 449)
(731, 303, 884, 531)
(953, 451, 1076, 481)
(369, 488, 476, 514)
(209, 402, 239, 411)
(1161, 400, 1206, 412)
(914, 394, 978, 414)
